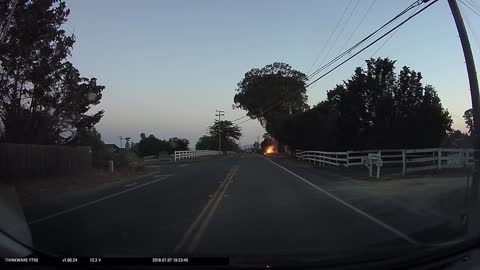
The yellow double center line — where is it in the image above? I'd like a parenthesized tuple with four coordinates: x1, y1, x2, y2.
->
(174, 166, 238, 254)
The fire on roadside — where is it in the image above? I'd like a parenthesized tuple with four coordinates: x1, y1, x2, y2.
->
(264, 145, 275, 155)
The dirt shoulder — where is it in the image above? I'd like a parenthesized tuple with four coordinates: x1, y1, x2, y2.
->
(11, 167, 163, 208)
(275, 154, 471, 222)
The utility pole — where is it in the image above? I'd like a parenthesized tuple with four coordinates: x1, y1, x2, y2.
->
(448, 0, 480, 236)
(119, 136, 123, 148)
(216, 110, 224, 152)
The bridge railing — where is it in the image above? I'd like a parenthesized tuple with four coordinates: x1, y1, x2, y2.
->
(295, 148, 474, 176)
(174, 150, 221, 161)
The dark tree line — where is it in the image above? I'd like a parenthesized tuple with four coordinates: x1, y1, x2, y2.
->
(136, 133, 189, 156)
(235, 58, 456, 151)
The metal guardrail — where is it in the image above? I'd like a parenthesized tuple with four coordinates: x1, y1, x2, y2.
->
(174, 150, 222, 161)
(295, 148, 475, 176)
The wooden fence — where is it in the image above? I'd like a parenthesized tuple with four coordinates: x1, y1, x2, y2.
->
(0, 143, 92, 178)
(295, 148, 475, 177)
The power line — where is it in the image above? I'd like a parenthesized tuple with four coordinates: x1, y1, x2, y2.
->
(336, 0, 377, 57)
(459, 0, 480, 17)
(233, 0, 425, 125)
(237, 118, 252, 125)
(236, 0, 439, 126)
(307, 0, 438, 88)
(233, 0, 420, 124)
(370, 5, 421, 58)
(464, 0, 480, 14)
(460, 1, 480, 52)
(466, 0, 480, 10)
(307, 0, 354, 75)
(232, 0, 432, 125)
(308, 0, 421, 80)
(314, 0, 360, 75)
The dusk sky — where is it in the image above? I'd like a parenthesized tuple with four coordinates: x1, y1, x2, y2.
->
(63, 0, 480, 148)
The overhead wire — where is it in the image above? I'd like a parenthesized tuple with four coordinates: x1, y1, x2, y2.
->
(466, 0, 480, 10)
(232, 0, 422, 124)
(459, 0, 480, 17)
(235, 0, 439, 126)
(306, 0, 439, 88)
(459, 1, 480, 53)
(307, 0, 421, 80)
(313, 0, 360, 75)
(369, 4, 421, 58)
(463, 0, 480, 14)
(336, 0, 377, 57)
(306, 0, 354, 76)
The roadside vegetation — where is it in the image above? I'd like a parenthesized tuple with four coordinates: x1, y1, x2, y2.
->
(196, 120, 242, 152)
(235, 59, 471, 152)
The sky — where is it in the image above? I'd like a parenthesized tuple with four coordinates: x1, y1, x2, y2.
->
(63, 0, 480, 148)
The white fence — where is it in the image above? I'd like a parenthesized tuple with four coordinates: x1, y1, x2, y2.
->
(295, 148, 475, 176)
(174, 150, 222, 161)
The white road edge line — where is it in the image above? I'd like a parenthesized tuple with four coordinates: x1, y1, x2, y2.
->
(125, 182, 137, 187)
(154, 174, 172, 178)
(28, 176, 170, 225)
(259, 155, 421, 246)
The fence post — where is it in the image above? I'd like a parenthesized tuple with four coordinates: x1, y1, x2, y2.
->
(376, 163, 380, 179)
(438, 149, 442, 170)
(402, 150, 406, 176)
(377, 150, 382, 179)
(108, 160, 114, 173)
(368, 161, 373, 177)
(346, 152, 349, 167)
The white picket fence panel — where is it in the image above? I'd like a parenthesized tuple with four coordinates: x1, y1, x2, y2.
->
(295, 148, 475, 176)
(174, 150, 222, 161)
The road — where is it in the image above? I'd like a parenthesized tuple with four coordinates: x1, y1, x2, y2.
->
(18, 153, 466, 264)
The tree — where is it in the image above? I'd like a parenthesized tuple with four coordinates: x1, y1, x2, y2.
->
(136, 133, 169, 156)
(195, 135, 216, 150)
(69, 127, 104, 151)
(208, 120, 242, 151)
(167, 137, 189, 153)
(0, 0, 104, 144)
(281, 58, 452, 151)
(233, 62, 309, 138)
(443, 129, 471, 148)
(464, 108, 473, 135)
(196, 120, 242, 151)
(253, 140, 260, 152)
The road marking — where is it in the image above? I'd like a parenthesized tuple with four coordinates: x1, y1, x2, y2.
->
(174, 167, 238, 253)
(179, 164, 189, 167)
(28, 176, 170, 225)
(125, 182, 137, 187)
(187, 167, 238, 253)
(259, 155, 421, 246)
(154, 174, 172, 178)
(174, 168, 234, 253)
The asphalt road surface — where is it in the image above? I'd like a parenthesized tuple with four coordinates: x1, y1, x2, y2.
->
(16, 153, 466, 264)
